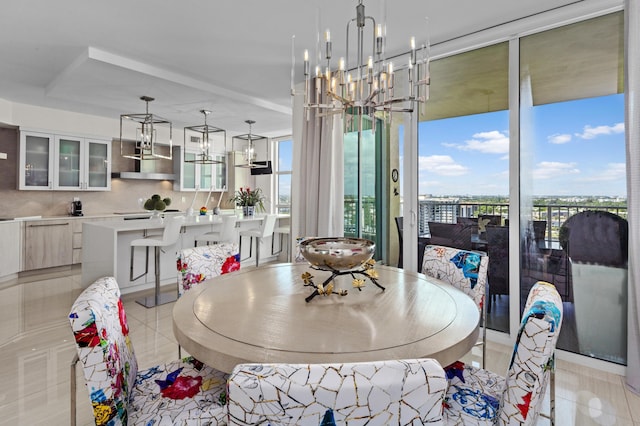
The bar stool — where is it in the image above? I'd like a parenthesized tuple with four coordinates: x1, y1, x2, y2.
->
(271, 225, 291, 261)
(239, 214, 277, 267)
(194, 214, 238, 246)
(130, 215, 184, 308)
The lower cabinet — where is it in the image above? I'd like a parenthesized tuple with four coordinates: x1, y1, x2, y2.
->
(24, 220, 73, 270)
(0, 221, 21, 281)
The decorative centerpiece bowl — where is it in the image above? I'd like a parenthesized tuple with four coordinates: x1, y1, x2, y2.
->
(299, 237, 375, 272)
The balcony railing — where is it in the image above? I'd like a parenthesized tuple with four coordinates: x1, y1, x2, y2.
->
(344, 197, 627, 247)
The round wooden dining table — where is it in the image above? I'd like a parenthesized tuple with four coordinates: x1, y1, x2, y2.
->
(172, 263, 480, 373)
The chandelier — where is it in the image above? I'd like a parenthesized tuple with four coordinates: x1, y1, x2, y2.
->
(183, 110, 226, 164)
(120, 96, 172, 160)
(299, 0, 430, 121)
(232, 120, 269, 169)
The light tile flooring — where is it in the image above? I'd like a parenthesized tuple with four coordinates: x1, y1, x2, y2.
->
(1, 266, 639, 425)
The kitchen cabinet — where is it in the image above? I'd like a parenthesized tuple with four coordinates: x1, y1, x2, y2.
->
(18, 131, 54, 190)
(173, 146, 227, 191)
(18, 130, 111, 191)
(0, 221, 21, 281)
(24, 219, 73, 270)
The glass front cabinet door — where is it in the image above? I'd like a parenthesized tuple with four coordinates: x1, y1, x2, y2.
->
(19, 131, 55, 190)
(54, 136, 111, 191)
(85, 139, 111, 190)
(19, 130, 111, 191)
(174, 148, 227, 192)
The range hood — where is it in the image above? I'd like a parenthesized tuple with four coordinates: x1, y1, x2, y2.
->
(111, 171, 175, 180)
(111, 145, 175, 180)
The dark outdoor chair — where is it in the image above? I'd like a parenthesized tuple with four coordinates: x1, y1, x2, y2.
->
(396, 216, 429, 272)
(559, 210, 628, 362)
(479, 214, 502, 226)
(560, 210, 628, 267)
(485, 225, 509, 312)
(428, 221, 475, 251)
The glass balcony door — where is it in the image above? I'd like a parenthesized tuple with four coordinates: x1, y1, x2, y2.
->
(519, 12, 626, 364)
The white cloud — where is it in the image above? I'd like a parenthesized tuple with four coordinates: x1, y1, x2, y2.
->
(533, 161, 580, 180)
(419, 155, 469, 176)
(548, 133, 572, 144)
(578, 163, 626, 182)
(575, 122, 625, 140)
(456, 130, 510, 154)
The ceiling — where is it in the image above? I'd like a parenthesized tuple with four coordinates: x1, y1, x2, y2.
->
(0, 0, 596, 137)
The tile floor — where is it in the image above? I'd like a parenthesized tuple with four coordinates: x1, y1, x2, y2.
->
(1, 266, 639, 425)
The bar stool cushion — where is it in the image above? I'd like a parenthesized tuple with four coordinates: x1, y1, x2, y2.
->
(69, 276, 228, 426)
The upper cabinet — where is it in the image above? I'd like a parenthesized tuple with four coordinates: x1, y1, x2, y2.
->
(18, 131, 54, 190)
(19, 130, 111, 191)
(173, 146, 227, 192)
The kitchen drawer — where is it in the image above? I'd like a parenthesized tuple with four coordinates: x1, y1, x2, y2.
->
(23, 220, 72, 270)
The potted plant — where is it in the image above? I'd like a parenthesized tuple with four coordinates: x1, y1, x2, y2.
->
(143, 194, 171, 217)
(230, 187, 265, 217)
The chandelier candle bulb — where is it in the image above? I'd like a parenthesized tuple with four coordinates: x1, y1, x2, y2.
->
(376, 24, 384, 55)
(303, 50, 309, 76)
(325, 30, 332, 60)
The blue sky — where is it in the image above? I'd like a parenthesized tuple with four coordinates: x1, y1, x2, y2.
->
(418, 93, 626, 197)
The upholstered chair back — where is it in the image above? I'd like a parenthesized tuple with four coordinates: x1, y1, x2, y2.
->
(68, 276, 138, 426)
(70, 277, 230, 425)
(227, 359, 447, 426)
(177, 243, 240, 296)
(421, 245, 488, 313)
(498, 281, 563, 425)
(444, 281, 563, 425)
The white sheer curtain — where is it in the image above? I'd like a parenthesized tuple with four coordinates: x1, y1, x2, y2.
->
(291, 82, 345, 242)
(625, 0, 640, 395)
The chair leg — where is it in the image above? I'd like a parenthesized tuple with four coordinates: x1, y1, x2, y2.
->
(482, 290, 488, 369)
(129, 245, 149, 281)
(154, 246, 161, 306)
(540, 352, 556, 425)
(70, 354, 79, 426)
(255, 237, 260, 267)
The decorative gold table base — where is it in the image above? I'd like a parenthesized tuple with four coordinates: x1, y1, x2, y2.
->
(301, 261, 385, 303)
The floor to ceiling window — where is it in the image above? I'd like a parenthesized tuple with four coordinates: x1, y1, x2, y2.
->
(417, 42, 510, 333)
(273, 136, 292, 214)
(519, 11, 626, 364)
(344, 117, 384, 259)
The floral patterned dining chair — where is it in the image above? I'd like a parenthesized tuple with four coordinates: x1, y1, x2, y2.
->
(68, 276, 229, 426)
(422, 244, 489, 367)
(443, 281, 563, 426)
(226, 358, 448, 425)
(177, 242, 240, 296)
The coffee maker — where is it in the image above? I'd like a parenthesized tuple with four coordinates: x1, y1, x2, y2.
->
(71, 197, 83, 216)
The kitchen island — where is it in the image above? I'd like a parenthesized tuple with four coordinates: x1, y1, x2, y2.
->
(81, 213, 288, 294)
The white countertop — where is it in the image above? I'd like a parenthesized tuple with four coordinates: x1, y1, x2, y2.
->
(86, 213, 288, 232)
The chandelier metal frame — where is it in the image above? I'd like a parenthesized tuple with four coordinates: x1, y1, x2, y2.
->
(183, 110, 227, 165)
(232, 120, 269, 169)
(300, 0, 430, 121)
(119, 95, 173, 161)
